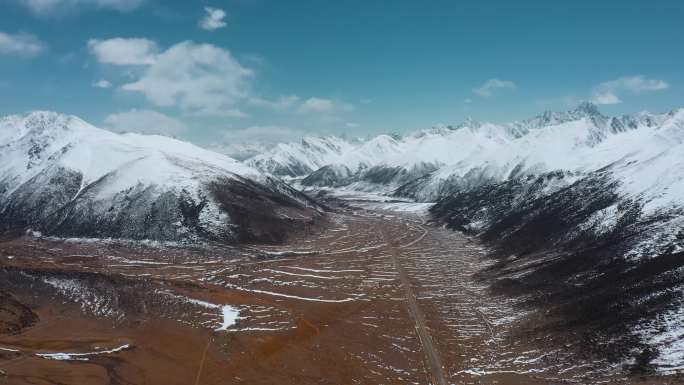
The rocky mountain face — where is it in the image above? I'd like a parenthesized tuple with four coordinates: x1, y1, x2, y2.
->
(430, 170, 684, 374)
(0, 112, 323, 244)
(425, 107, 684, 375)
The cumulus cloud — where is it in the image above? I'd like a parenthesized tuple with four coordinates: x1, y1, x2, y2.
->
(297, 97, 353, 114)
(0, 32, 44, 56)
(120, 41, 253, 117)
(591, 75, 669, 105)
(103, 109, 187, 136)
(92, 79, 111, 88)
(88, 37, 348, 119)
(200, 7, 227, 31)
(88, 38, 158, 65)
(19, 0, 144, 14)
(473, 78, 517, 97)
(251, 95, 354, 118)
(591, 91, 621, 105)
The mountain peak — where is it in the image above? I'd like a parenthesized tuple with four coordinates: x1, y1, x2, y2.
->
(22, 110, 78, 129)
(573, 102, 601, 117)
(454, 117, 482, 130)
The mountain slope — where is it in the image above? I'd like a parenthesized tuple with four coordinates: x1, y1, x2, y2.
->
(0, 112, 322, 243)
(396, 104, 675, 202)
(427, 107, 684, 374)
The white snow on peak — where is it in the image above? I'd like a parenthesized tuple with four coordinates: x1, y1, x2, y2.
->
(247, 104, 666, 180)
(247, 135, 359, 177)
(0, 111, 259, 201)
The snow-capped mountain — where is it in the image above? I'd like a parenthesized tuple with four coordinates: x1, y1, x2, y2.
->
(246, 133, 436, 181)
(397, 104, 676, 201)
(247, 136, 360, 177)
(0, 112, 322, 243)
(250, 103, 679, 204)
(249, 101, 684, 260)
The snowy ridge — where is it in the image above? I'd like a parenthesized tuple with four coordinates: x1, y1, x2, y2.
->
(400, 106, 683, 203)
(0, 111, 257, 199)
(252, 103, 684, 215)
(0, 111, 321, 243)
(250, 103, 678, 194)
(247, 136, 359, 177)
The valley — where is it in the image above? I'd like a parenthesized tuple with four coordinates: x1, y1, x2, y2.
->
(1, 196, 678, 384)
(2, 1, 682, 383)
(1, 106, 683, 384)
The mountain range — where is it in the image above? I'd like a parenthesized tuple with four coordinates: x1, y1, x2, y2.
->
(248, 103, 684, 255)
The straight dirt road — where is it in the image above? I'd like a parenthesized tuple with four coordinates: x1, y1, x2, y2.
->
(381, 225, 448, 385)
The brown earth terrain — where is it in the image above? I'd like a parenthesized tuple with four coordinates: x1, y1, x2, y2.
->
(0, 199, 681, 385)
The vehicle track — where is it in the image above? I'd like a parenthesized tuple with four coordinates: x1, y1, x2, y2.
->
(379, 222, 448, 385)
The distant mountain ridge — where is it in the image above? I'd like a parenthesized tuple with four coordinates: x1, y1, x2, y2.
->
(246, 103, 677, 195)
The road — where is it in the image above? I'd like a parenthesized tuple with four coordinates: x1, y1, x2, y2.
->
(381, 224, 448, 385)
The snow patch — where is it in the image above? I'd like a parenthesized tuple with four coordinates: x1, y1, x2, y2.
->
(36, 344, 132, 361)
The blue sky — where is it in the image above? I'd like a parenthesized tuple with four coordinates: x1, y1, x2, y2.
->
(1, 0, 683, 150)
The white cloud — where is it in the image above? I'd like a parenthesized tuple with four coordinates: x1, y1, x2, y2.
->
(88, 38, 348, 119)
(249, 95, 355, 126)
(200, 7, 227, 31)
(88, 38, 158, 65)
(88, 39, 255, 117)
(298, 97, 334, 113)
(19, 0, 144, 14)
(0, 32, 44, 56)
(93, 79, 112, 88)
(591, 75, 669, 105)
(103, 109, 187, 136)
(119, 41, 253, 117)
(591, 91, 621, 105)
(297, 97, 353, 114)
(473, 78, 517, 97)
(249, 94, 301, 111)
(122, 41, 253, 116)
